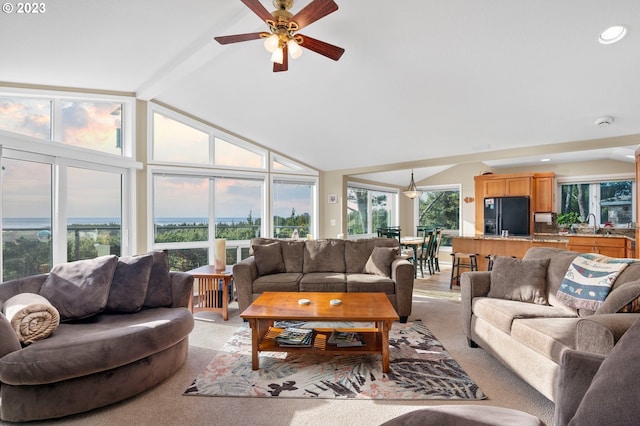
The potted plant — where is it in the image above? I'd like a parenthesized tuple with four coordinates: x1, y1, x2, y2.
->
(557, 212, 581, 233)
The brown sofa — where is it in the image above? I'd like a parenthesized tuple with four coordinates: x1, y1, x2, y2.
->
(233, 238, 415, 322)
(0, 252, 194, 422)
(461, 246, 640, 402)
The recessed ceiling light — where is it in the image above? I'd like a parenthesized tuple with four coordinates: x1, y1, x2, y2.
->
(599, 25, 628, 44)
(540, 158, 551, 162)
(626, 155, 635, 159)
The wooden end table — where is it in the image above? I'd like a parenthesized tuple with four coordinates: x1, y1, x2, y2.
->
(186, 265, 233, 321)
(240, 292, 399, 372)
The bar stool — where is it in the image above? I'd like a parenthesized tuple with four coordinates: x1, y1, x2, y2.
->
(450, 252, 479, 289)
(486, 254, 496, 271)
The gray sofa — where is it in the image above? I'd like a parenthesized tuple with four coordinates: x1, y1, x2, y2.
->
(383, 316, 640, 426)
(0, 252, 195, 422)
(461, 246, 640, 402)
(233, 238, 415, 322)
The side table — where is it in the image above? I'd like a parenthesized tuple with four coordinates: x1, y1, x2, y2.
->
(186, 265, 233, 321)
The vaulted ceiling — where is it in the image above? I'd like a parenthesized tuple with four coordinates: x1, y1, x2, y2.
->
(2, 0, 639, 183)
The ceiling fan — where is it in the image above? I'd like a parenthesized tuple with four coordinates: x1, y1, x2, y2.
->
(214, 0, 345, 72)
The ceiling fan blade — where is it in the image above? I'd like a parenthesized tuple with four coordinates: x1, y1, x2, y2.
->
(291, 0, 338, 30)
(298, 34, 345, 61)
(214, 32, 264, 44)
(273, 45, 289, 72)
(241, 0, 273, 23)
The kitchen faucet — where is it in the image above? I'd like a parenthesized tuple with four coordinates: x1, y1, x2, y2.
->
(586, 213, 598, 234)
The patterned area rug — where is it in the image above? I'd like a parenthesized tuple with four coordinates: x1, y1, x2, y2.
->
(184, 321, 485, 400)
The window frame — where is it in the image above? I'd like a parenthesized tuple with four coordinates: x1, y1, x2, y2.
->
(346, 181, 399, 238)
(414, 183, 462, 247)
(270, 174, 319, 239)
(557, 173, 635, 227)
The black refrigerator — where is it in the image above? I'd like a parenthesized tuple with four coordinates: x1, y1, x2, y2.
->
(483, 196, 530, 236)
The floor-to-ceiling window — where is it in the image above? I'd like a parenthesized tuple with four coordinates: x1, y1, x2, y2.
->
(0, 89, 136, 281)
(148, 104, 318, 270)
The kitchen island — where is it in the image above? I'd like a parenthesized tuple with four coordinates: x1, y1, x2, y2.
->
(452, 233, 635, 271)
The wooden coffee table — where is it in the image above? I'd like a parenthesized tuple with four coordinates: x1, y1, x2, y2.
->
(240, 292, 399, 372)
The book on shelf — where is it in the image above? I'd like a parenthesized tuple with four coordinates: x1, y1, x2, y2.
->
(327, 330, 366, 347)
(275, 327, 315, 347)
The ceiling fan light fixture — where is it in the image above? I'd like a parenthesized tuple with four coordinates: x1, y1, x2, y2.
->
(288, 38, 303, 59)
(271, 47, 284, 64)
(264, 33, 280, 52)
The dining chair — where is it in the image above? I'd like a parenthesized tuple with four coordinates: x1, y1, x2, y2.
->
(416, 231, 435, 277)
(430, 228, 443, 273)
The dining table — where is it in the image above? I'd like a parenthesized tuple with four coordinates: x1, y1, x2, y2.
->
(400, 236, 424, 278)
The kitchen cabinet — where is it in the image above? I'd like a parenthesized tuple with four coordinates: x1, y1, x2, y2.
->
(533, 173, 555, 213)
(474, 172, 554, 235)
(567, 236, 631, 258)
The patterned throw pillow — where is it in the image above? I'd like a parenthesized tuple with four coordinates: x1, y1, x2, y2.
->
(556, 254, 632, 311)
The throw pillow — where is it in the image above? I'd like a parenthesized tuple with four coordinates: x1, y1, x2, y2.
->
(364, 246, 398, 278)
(569, 318, 640, 425)
(106, 254, 153, 313)
(556, 254, 631, 312)
(595, 279, 640, 314)
(487, 256, 550, 305)
(253, 242, 286, 276)
(143, 250, 173, 308)
(39, 255, 118, 320)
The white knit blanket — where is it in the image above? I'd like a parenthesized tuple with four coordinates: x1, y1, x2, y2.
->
(3, 293, 60, 344)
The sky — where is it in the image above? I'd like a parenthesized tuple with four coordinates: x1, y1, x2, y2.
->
(1, 96, 312, 220)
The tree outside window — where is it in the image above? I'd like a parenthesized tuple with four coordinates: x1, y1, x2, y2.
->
(418, 188, 460, 246)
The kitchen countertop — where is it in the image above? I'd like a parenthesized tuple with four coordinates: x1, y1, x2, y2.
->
(455, 233, 635, 242)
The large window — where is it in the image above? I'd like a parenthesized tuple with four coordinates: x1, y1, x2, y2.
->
(0, 90, 136, 281)
(347, 184, 398, 237)
(148, 105, 318, 270)
(272, 178, 316, 239)
(560, 179, 635, 226)
(417, 186, 460, 246)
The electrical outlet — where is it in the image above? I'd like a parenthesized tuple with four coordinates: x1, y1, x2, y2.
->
(330, 219, 336, 226)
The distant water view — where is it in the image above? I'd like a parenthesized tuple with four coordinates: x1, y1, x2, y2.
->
(3, 217, 254, 229)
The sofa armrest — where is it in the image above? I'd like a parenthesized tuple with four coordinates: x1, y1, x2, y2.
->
(233, 256, 258, 314)
(553, 349, 605, 426)
(575, 313, 640, 355)
(391, 258, 414, 320)
(460, 271, 491, 342)
(169, 271, 194, 308)
(0, 274, 48, 303)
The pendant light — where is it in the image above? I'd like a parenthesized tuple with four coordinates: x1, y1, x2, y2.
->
(403, 170, 421, 199)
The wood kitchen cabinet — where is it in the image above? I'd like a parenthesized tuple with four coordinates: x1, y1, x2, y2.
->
(533, 173, 555, 213)
(567, 236, 631, 258)
(474, 172, 554, 235)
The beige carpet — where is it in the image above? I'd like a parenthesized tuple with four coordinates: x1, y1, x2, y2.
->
(8, 270, 554, 426)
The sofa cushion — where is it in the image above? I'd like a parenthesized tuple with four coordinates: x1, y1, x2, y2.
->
(299, 272, 346, 292)
(488, 256, 550, 304)
(303, 240, 346, 273)
(595, 279, 640, 314)
(473, 297, 577, 334)
(143, 251, 173, 308)
(345, 239, 372, 273)
(0, 308, 194, 385)
(253, 242, 285, 276)
(511, 317, 579, 363)
(253, 273, 301, 293)
(346, 274, 395, 294)
(106, 254, 153, 313)
(556, 255, 630, 312)
(364, 246, 398, 278)
(570, 318, 640, 425)
(39, 255, 118, 321)
(280, 240, 305, 273)
(523, 247, 580, 314)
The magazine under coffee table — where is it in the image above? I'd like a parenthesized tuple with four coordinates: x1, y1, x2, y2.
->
(240, 292, 400, 372)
